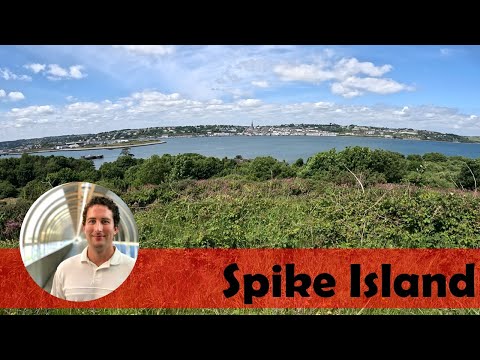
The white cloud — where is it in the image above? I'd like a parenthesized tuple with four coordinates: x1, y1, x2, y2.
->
(8, 92, 25, 101)
(0, 90, 25, 102)
(69, 65, 86, 79)
(113, 45, 175, 56)
(314, 101, 333, 108)
(0, 68, 31, 81)
(24, 63, 46, 73)
(274, 56, 412, 98)
(393, 106, 410, 116)
(274, 64, 334, 83)
(9, 105, 55, 117)
(334, 58, 392, 78)
(48, 64, 68, 77)
(66, 102, 100, 112)
(251, 80, 269, 88)
(131, 91, 181, 102)
(330, 83, 362, 98)
(331, 77, 414, 98)
(237, 99, 262, 107)
(440, 48, 453, 56)
(1, 90, 480, 140)
(36, 46, 334, 102)
(25, 64, 87, 80)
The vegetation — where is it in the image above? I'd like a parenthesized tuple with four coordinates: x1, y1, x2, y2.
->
(2, 147, 480, 314)
(132, 179, 480, 249)
(0, 308, 479, 315)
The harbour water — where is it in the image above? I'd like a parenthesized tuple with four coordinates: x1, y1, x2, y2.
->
(6, 135, 480, 169)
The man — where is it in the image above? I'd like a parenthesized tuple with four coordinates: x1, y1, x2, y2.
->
(50, 196, 136, 301)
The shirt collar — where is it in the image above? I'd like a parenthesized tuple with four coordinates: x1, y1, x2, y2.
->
(110, 247, 122, 266)
(80, 246, 121, 266)
(80, 246, 89, 262)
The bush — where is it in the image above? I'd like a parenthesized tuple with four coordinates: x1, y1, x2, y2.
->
(20, 179, 51, 202)
(0, 198, 32, 241)
(0, 181, 18, 199)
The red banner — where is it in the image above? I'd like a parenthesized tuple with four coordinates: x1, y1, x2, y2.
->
(1, 248, 479, 308)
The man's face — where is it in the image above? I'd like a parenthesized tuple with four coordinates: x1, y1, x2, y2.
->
(83, 204, 118, 252)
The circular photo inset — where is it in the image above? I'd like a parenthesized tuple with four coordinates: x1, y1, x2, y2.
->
(19, 182, 138, 302)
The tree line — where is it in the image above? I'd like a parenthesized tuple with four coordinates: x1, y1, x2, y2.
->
(1, 147, 480, 201)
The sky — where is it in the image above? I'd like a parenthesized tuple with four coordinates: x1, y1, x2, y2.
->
(0, 45, 479, 142)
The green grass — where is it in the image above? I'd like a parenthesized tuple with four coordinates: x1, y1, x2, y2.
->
(0, 239, 18, 248)
(0, 308, 479, 315)
(135, 178, 480, 249)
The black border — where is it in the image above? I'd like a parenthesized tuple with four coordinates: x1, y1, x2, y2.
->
(2, 5, 480, 44)
(0, 314, 475, 339)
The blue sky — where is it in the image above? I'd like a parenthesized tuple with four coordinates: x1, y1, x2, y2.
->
(0, 45, 479, 142)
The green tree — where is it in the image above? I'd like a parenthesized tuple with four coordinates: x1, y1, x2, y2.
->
(21, 179, 51, 201)
(46, 168, 79, 186)
(370, 149, 406, 183)
(299, 149, 339, 178)
(0, 180, 18, 199)
(337, 146, 372, 171)
(457, 159, 480, 191)
(423, 152, 447, 163)
(293, 158, 304, 168)
(241, 156, 295, 181)
(0, 158, 20, 184)
(128, 154, 174, 186)
(16, 154, 35, 187)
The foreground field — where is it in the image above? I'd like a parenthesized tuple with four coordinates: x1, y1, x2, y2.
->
(2, 178, 480, 315)
(134, 178, 480, 249)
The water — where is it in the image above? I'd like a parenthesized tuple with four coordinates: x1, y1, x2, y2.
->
(6, 136, 480, 169)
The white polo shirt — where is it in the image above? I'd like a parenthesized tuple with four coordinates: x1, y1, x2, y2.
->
(50, 246, 136, 302)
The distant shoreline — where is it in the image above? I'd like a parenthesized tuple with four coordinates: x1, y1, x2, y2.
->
(1, 135, 480, 159)
(24, 140, 167, 154)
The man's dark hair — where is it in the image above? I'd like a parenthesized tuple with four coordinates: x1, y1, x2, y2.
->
(82, 196, 120, 227)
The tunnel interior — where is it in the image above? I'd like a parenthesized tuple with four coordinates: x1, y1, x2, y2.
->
(19, 182, 139, 292)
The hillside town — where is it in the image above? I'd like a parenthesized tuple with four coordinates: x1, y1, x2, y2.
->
(0, 123, 472, 155)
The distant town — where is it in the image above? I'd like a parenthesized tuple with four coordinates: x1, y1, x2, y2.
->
(0, 123, 477, 155)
